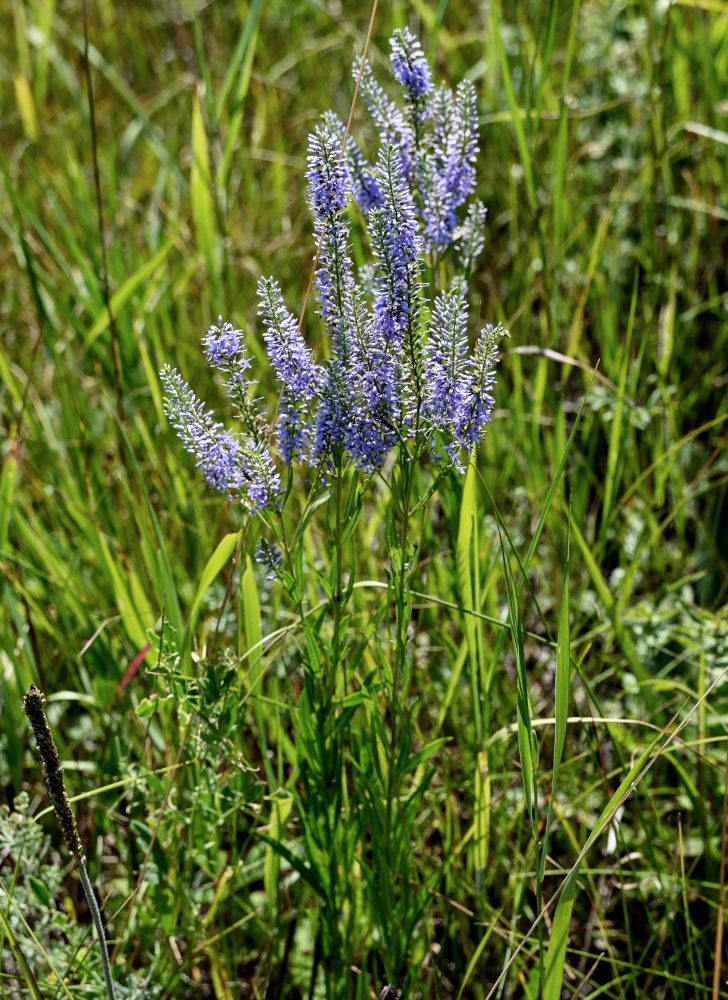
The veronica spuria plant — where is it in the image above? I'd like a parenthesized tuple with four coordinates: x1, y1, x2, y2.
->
(161, 27, 504, 998)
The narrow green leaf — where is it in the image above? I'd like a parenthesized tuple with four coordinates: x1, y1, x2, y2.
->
(533, 0, 558, 127)
(13, 73, 38, 141)
(598, 270, 638, 551)
(181, 532, 238, 667)
(500, 526, 534, 832)
(538, 514, 571, 1000)
(472, 750, 490, 872)
(456, 908, 502, 1000)
(96, 534, 149, 650)
(263, 791, 294, 918)
(0, 454, 17, 552)
(191, 92, 219, 285)
(0, 903, 43, 1000)
(116, 418, 183, 637)
(242, 553, 275, 785)
(552, 102, 568, 251)
(542, 872, 576, 1000)
(218, 0, 263, 189)
(543, 731, 661, 1000)
(457, 453, 482, 740)
(255, 830, 327, 901)
(490, 2, 536, 205)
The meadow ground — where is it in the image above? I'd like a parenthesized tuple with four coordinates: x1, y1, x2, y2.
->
(1, 1, 727, 998)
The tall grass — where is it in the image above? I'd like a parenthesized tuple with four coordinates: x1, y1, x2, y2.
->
(1, 1, 727, 997)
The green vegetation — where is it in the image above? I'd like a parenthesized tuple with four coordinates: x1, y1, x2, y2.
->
(1, 1, 727, 998)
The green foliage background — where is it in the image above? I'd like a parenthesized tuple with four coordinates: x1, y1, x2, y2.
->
(1, 0, 727, 997)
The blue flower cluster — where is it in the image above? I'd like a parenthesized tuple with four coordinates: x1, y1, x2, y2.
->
(161, 28, 503, 511)
(160, 319, 281, 511)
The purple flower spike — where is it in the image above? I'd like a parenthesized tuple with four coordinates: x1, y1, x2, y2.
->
(160, 365, 280, 509)
(369, 145, 422, 345)
(307, 125, 348, 222)
(322, 111, 383, 214)
(390, 27, 432, 99)
(203, 317, 248, 368)
(353, 55, 412, 166)
(455, 324, 502, 453)
(257, 277, 322, 400)
(255, 538, 284, 580)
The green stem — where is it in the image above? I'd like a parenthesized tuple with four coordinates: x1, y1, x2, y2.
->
(75, 857, 117, 1000)
(328, 453, 345, 701)
(385, 447, 417, 872)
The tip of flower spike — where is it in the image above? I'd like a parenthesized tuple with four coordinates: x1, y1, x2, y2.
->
(307, 125, 349, 221)
(203, 318, 249, 369)
(255, 538, 284, 581)
(390, 27, 431, 98)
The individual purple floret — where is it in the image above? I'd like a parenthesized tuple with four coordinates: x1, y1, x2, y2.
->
(390, 27, 432, 101)
(160, 365, 280, 509)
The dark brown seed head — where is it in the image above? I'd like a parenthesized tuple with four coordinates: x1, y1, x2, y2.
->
(23, 685, 84, 861)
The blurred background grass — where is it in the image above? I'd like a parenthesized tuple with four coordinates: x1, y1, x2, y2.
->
(1, 0, 727, 997)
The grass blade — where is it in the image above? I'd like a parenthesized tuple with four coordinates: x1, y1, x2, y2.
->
(499, 521, 535, 835)
(191, 91, 220, 290)
(181, 531, 238, 669)
(490, 2, 536, 206)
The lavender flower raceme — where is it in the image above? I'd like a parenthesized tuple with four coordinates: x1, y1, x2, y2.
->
(255, 538, 284, 581)
(257, 280, 322, 399)
(306, 121, 356, 351)
(418, 79, 480, 251)
(456, 200, 488, 269)
(257, 277, 322, 463)
(368, 144, 422, 346)
(390, 26, 432, 145)
(344, 285, 400, 470)
(322, 111, 383, 214)
(425, 282, 472, 468)
(202, 317, 265, 445)
(353, 55, 411, 172)
(455, 324, 502, 452)
(160, 361, 280, 511)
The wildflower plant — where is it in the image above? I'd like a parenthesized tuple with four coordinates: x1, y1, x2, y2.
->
(161, 26, 505, 998)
